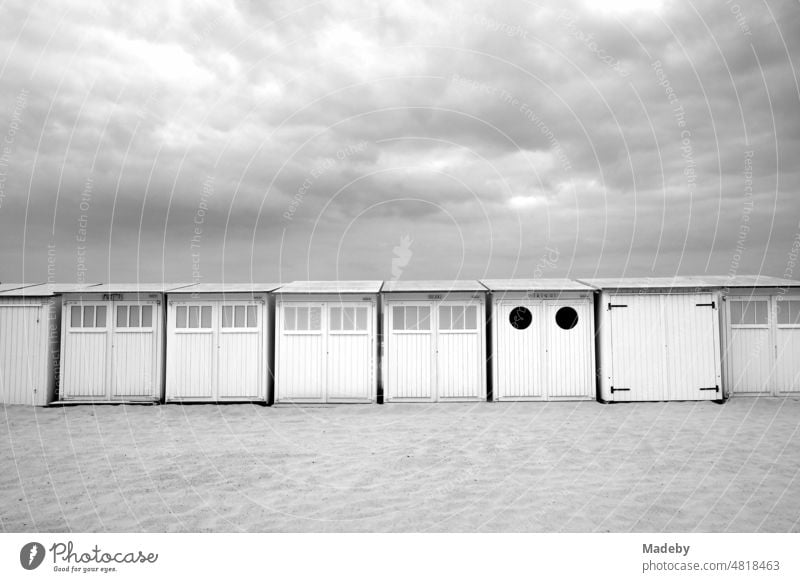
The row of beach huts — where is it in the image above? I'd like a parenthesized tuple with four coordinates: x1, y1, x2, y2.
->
(0, 276, 798, 406)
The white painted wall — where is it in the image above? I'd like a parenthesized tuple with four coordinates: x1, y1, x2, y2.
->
(275, 294, 377, 403)
(598, 291, 722, 401)
(384, 292, 486, 402)
(166, 293, 269, 402)
(491, 293, 595, 401)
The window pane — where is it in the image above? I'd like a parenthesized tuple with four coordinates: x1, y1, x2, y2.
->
(129, 305, 140, 327)
(792, 301, 800, 325)
(141, 305, 153, 327)
(222, 305, 233, 328)
(418, 306, 430, 330)
(247, 305, 257, 327)
(95, 306, 106, 327)
(309, 307, 321, 330)
(730, 301, 743, 324)
(284, 306, 296, 331)
(344, 307, 355, 331)
(741, 302, 755, 325)
(189, 306, 200, 328)
(71, 306, 81, 327)
(297, 307, 309, 330)
(453, 306, 465, 330)
(116, 305, 128, 327)
(754, 301, 767, 325)
(330, 307, 341, 331)
(201, 306, 212, 328)
(83, 306, 95, 328)
(403, 306, 416, 331)
(176, 306, 187, 328)
(777, 302, 789, 324)
(235, 305, 245, 327)
(356, 307, 367, 331)
(465, 306, 477, 329)
(393, 306, 405, 330)
(439, 306, 451, 330)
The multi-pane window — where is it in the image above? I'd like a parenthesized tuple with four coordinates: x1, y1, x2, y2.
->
(116, 305, 153, 328)
(730, 300, 768, 325)
(284, 306, 321, 331)
(330, 306, 368, 331)
(392, 306, 431, 331)
(777, 300, 800, 325)
(222, 305, 258, 328)
(70, 305, 107, 328)
(175, 305, 212, 329)
(439, 305, 477, 331)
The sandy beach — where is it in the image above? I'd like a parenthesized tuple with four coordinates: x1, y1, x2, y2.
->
(1, 398, 798, 532)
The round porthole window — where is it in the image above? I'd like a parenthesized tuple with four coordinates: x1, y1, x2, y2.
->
(509, 306, 532, 330)
(555, 306, 579, 330)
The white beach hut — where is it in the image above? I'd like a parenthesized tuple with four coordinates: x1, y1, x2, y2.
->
(59, 283, 191, 402)
(580, 277, 723, 402)
(274, 281, 381, 404)
(0, 283, 97, 406)
(382, 280, 487, 402)
(712, 275, 800, 396)
(165, 283, 277, 402)
(481, 279, 596, 401)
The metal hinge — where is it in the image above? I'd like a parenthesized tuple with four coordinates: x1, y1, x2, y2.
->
(696, 302, 716, 308)
(608, 303, 628, 310)
(610, 386, 630, 393)
(699, 385, 720, 392)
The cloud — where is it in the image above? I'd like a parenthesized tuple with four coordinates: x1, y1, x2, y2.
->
(0, 0, 798, 283)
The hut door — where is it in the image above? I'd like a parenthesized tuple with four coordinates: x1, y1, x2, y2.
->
(545, 301, 593, 399)
(387, 302, 434, 400)
(111, 301, 158, 398)
(327, 303, 373, 401)
(607, 294, 665, 401)
(218, 302, 262, 399)
(728, 297, 772, 394)
(168, 303, 215, 398)
(776, 298, 800, 393)
(437, 301, 482, 400)
(664, 293, 721, 400)
(495, 301, 541, 399)
(278, 303, 325, 401)
(61, 302, 110, 398)
(0, 304, 43, 405)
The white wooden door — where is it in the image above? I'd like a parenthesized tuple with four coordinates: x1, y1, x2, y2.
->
(386, 302, 434, 400)
(61, 302, 109, 398)
(775, 298, 800, 393)
(277, 303, 324, 401)
(112, 301, 158, 398)
(545, 301, 594, 399)
(327, 303, 373, 401)
(0, 304, 43, 405)
(218, 302, 262, 399)
(437, 302, 482, 399)
(727, 297, 772, 394)
(495, 301, 541, 399)
(663, 293, 721, 400)
(167, 303, 215, 398)
(608, 294, 665, 401)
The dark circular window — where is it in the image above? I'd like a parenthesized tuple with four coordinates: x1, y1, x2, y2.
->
(555, 306, 579, 330)
(509, 306, 532, 330)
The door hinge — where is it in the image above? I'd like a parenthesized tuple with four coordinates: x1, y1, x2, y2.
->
(699, 385, 720, 392)
(610, 386, 630, 393)
(696, 302, 716, 308)
(608, 303, 627, 310)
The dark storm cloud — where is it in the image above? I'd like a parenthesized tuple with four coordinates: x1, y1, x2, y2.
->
(0, 0, 798, 283)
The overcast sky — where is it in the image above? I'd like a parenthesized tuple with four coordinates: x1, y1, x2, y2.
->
(0, 0, 798, 284)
